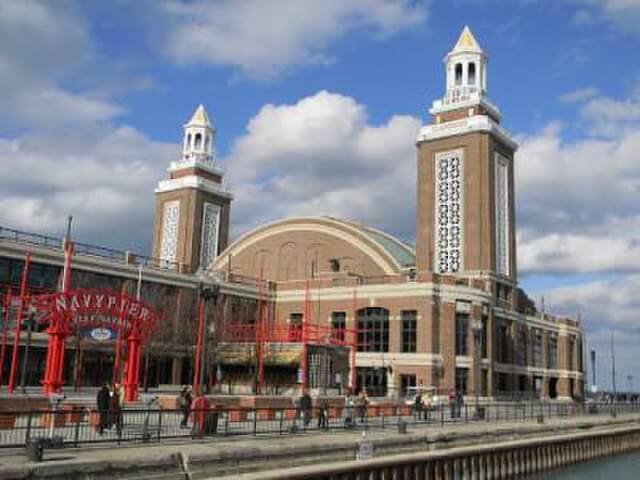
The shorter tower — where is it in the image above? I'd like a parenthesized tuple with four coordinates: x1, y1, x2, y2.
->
(151, 105, 233, 273)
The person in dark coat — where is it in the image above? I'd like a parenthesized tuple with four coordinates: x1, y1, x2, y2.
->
(317, 399, 329, 430)
(300, 391, 312, 427)
(180, 386, 193, 428)
(96, 384, 111, 435)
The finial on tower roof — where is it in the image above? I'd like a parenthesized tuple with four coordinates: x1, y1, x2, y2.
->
(186, 104, 212, 128)
(451, 26, 483, 54)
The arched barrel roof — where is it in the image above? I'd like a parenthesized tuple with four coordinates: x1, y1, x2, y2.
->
(210, 216, 415, 279)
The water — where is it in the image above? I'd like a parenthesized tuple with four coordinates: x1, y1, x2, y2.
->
(527, 451, 640, 479)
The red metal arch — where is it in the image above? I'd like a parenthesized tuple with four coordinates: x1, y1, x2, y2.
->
(30, 289, 160, 401)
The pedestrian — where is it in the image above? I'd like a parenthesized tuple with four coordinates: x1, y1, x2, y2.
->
(424, 392, 432, 422)
(455, 390, 464, 419)
(414, 391, 424, 421)
(317, 399, 329, 430)
(448, 389, 456, 419)
(357, 390, 369, 423)
(180, 386, 193, 428)
(111, 382, 123, 434)
(300, 390, 312, 427)
(344, 391, 355, 429)
(96, 383, 111, 435)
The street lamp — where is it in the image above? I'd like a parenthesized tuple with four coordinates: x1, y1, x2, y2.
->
(471, 317, 483, 417)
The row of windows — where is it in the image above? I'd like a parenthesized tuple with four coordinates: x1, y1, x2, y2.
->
(293, 308, 418, 353)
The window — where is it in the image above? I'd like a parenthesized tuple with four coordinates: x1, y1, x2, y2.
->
(400, 374, 416, 397)
(468, 62, 476, 84)
(331, 312, 346, 342)
(516, 328, 528, 366)
(194, 133, 202, 149)
(547, 335, 558, 369)
(186, 133, 192, 149)
(455, 63, 463, 85)
(455, 313, 469, 356)
(401, 310, 417, 353)
(568, 337, 575, 371)
(496, 324, 509, 363)
(533, 330, 543, 367)
(357, 308, 389, 352)
(289, 313, 303, 341)
(455, 368, 468, 394)
(356, 367, 387, 397)
(481, 317, 488, 359)
(496, 372, 509, 393)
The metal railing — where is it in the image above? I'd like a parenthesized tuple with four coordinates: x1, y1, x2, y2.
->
(0, 401, 637, 449)
(0, 225, 183, 272)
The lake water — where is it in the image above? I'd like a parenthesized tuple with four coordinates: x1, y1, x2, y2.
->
(527, 451, 640, 479)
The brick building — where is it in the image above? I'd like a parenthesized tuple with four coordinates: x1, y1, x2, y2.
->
(207, 27, 584, 400)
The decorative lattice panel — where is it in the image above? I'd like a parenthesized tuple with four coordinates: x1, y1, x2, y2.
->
(495, 153, 510, 276)
(434, 150, 464, 273)
(200, 202, 220, 269)
(160, 200, 180, 264)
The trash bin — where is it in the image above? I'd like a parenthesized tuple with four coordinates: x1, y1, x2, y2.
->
(26, 438, 44, 462)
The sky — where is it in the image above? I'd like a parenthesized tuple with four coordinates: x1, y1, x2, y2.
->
(0, 0, 639, 391)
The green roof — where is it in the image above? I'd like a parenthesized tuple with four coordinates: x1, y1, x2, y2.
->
(361, 227, 416, 268)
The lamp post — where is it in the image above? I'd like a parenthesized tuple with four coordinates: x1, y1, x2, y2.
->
(472, 318, 483, 417)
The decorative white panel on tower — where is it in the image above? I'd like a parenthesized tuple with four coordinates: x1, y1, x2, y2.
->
(495, 153, 510, 276)
(434, 150, 464, 273)
(160, 200, 180, 265)
(200, 202, 221, 270)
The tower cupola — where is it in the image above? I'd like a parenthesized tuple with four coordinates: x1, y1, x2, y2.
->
(183, 104, 215, 163)
(430, 26, 500, 122)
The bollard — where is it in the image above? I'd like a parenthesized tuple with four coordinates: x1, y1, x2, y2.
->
(25, 438, 44, 463)
(398, 418, 407, 434)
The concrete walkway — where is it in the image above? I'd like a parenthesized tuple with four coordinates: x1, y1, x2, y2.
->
(0, 413, 638, 479)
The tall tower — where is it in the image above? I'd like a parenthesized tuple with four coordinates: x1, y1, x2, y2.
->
(151, 105, 233, 273)
(416, 26, 518, 281)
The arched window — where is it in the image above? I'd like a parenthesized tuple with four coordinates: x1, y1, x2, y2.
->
(455, 63, 463, 86)
(204, 135, 209, 152)
(186, 133, 192, 149)
(468, 62, 476, 84)
(194, 133, 202, 150)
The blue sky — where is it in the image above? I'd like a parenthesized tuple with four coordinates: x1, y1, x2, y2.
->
(0, 0, 639, 390)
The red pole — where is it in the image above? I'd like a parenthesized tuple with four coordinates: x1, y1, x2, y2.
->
(123, 331, 141, 402)
(0, 288, 12, 387)
(192, 297, 205, 396)
(42, 238, 73, 395)
(349, 287, 357, 391)
(300, 280, 310, 394)
(8, 253, 31, 394)
(256, 270, 265, 393)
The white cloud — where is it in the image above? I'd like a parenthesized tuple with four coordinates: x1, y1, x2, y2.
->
(580, 92, 640, 137)
(558, 86, 599, 103)
(569, 0, 640, 35)
(222, 90, 421, 240)
(0, 129, 174, 250)
(160, 0, 427, 78)
(516, 119, 640, 275)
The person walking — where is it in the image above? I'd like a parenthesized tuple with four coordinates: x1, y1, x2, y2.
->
(448, 389, 456, 420)
(96, 383, 111, 435)
(455, 390, 464, 419)
(357, 390, 369, 423)
(344, 390, 356, 429)
(111, 382, 124, 434)
(317, 399, 329, 430)
(414, 392, 424, 421)
(300, 390, 312, 427)
(180, 386, 193, 428)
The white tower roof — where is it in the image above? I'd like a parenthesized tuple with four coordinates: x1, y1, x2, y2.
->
(185, 104, 212, 128)
(448, 26, 483, 56)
